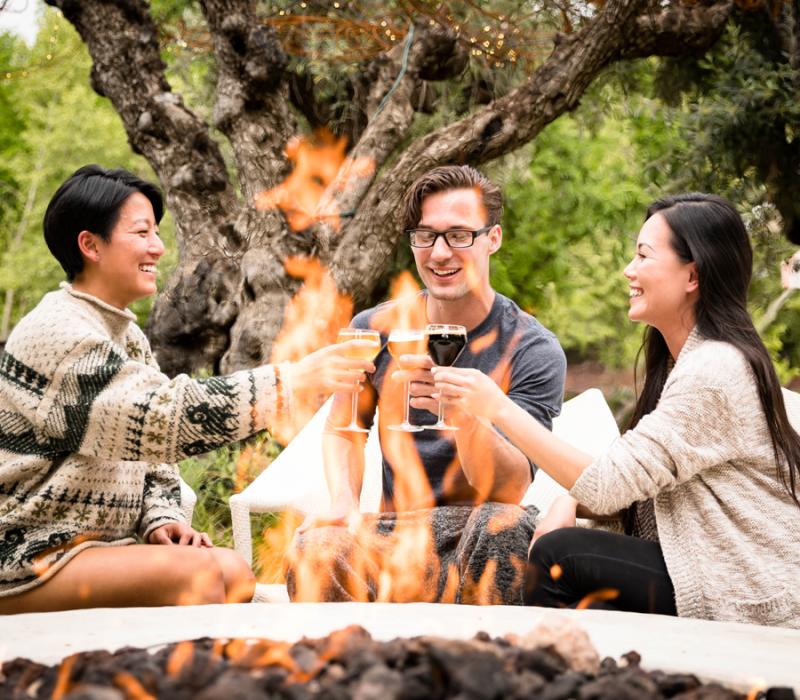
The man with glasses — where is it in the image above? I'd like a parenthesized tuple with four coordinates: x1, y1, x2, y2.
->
(288, 165, 566, 604)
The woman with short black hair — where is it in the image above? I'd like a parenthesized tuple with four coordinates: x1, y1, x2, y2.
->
(0, 165, 374, 613)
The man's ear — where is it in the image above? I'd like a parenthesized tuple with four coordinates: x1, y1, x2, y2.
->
(77, 230, 101, 263)
(488, 225, 502, 255)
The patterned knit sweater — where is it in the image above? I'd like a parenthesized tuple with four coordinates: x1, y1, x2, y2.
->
(571, 329, 800, 628)
(0, 285, 287, 597)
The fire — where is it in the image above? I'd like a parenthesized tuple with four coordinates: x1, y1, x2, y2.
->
(233, 437, 274, 496)
(31, 533, 93, 578)
(469, 328, 497, 355)
(470, 558, 499, 605)
(113, 672, 157, 700)
(375, 513, 437, 603)
(269, 255, 354, 443)
(51, 655, 76, 700)
(166, 640, 194, 678)
(369, 271, 426, 333)
(254, 128, 374, 232)
(576, 588, 620, 609)
(175, 566, 223, 606)
(746, 678, 768, 700)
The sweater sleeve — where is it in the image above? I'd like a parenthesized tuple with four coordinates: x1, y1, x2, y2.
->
(32, 334, 289, 463)
(138, 462, 186, 539)
(570, 380, 747, 514)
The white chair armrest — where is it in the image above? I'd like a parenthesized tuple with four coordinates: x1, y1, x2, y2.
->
(521, 388, 620, 514)
(178, 475, 197, 525)
(229, 397, 383, 565)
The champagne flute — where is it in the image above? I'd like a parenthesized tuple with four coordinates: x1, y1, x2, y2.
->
(335, 328, 382, 433)
(387, 329, 426, 432)
(425, 323, 468, 431)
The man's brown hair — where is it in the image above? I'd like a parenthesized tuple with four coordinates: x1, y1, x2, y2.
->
(402, 165, 503, 231)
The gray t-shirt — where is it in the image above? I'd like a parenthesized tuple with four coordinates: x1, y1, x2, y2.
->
(352, 292, 566, 511)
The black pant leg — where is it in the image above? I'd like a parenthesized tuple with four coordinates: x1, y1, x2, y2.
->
(525, 527, 677, 616)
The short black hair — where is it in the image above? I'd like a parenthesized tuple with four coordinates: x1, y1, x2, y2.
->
(43, 164, 164, 281)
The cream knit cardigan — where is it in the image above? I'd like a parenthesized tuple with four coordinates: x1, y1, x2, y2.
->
(0, 285, 287, 597)
(571, 329, 800, 628)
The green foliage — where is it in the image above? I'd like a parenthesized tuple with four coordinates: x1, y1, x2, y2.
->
(491, 80, 664, 368)
(178, 435, 283, 576)
(0, 8, 179, 331)
(0, 35, 26, 235)
(652, 15, 800, 381)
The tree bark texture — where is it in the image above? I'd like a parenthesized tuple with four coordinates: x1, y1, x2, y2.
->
(46, 0, 734, 376)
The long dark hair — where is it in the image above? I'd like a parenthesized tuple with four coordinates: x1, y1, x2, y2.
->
(628, 193, 800, 519)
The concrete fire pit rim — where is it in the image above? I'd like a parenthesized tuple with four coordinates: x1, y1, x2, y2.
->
(1, 603, 797, 693)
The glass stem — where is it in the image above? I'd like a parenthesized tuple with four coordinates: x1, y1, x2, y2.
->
(437, 397, 445, 425)
(350, 388, 359, 427)
(403, 381, 412, 426)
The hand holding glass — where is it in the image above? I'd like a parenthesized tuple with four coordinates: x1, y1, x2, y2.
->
(387, 329, 426, 432)
(425, 324, 467, 431)
(335, 328, 382, 433)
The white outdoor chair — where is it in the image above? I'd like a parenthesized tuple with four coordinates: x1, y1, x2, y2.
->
(179, 476, 197, 524)
(229, 388, 620, 602)
(783, 388, 800, 430)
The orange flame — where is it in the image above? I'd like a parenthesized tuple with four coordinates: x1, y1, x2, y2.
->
(226, 638, 300, 674)
(256, 510, 304, 587)
(746, 679, 768, 700)
(254, 128, 374, 232)
(576, 588, 620, 609)
(51, 655, 76, 700)
(376, 514, 437, 603)
(370, 272, 426, 333)
(166, 640, 194, 678)
(113, 672, 157, 700)
(469, 328, 497, 355)
(32, 533, 93, 578)
(233, 438, 275, 495)
(269, 255, 354, 442)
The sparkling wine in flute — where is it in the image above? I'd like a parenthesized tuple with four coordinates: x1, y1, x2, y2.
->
(337, 329, 381, 361)
(335, 328, 381, 433)
(387, 329, 426, 433)
(387, 332, 427, 360)
(425, 324, 467, 430)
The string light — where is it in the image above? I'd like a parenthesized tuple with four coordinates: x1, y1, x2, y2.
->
(2, 4, 555, 81)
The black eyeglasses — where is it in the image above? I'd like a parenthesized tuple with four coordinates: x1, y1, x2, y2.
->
(406, 225, 493, 249)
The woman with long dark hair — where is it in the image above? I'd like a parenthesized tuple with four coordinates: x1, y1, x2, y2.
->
(430, 193, 800, 627)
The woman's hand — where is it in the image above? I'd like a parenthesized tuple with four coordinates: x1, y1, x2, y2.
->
(148, 522, 213, 547)
(289, 341, 376, 397)
(430, 366, 509, 422)
(530, 495, 578, 553)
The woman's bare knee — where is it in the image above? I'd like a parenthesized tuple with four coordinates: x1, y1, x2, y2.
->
(209, 547, 256, 603)
(168, 547, 227, 605)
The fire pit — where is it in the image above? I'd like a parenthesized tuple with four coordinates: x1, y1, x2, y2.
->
(3, 626, 789, 699)
(1, 604, 798, 696)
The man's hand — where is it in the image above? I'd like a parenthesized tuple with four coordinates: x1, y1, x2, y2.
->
(391, 354, 437, 414)
(529, 495, 578, 554)
(148, 522, 213, 547)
